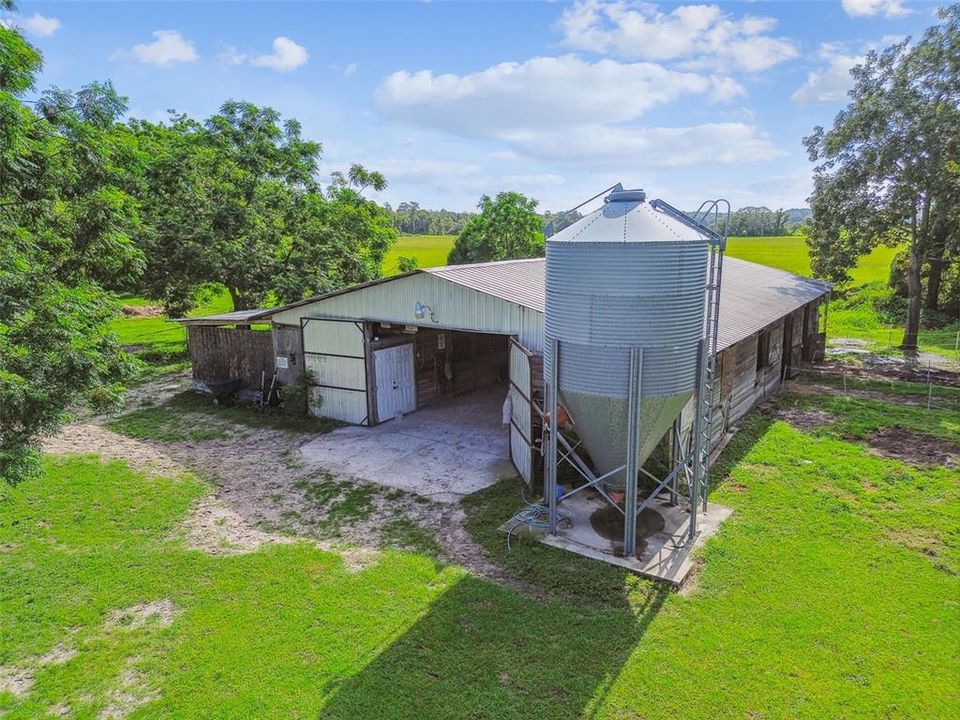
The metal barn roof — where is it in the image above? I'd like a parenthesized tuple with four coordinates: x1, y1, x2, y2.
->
(173, 308, 278, 326)
(427, 256, 830, 351)
(185, 255, 830, 353)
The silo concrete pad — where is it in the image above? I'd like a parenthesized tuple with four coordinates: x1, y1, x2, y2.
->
(507, 493, 732, 585)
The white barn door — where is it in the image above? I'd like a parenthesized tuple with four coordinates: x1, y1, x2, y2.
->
(509, 338, 534, 486)
(301, 317, 369, 425)
(374, 344, 416, 423)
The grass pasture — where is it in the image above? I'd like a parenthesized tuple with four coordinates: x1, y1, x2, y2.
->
(383, 234, 455, 273)
(2, 383, 958, 719)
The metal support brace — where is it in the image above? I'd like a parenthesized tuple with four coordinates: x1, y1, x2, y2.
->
(623, 348, 643, 557)
(669, 420, 680, 506)
(546, 338, 559, 535)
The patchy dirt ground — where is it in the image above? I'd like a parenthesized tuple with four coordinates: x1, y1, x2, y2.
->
(866, 428, 959, 468)
(45, 376, 506, 582)
(769, 406, 836, 432)
(106, 600, 178, 631)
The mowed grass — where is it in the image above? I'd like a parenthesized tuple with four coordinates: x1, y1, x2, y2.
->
(108, 288, 234, 379)
(725, 236, 902, 287)
(3, 386, 958, 719)
(382, 234, 455, 273)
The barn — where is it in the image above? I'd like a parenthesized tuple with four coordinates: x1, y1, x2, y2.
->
(178, 255, 830, 486)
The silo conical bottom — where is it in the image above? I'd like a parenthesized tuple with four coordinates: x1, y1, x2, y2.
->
(560, 390, 692, 492)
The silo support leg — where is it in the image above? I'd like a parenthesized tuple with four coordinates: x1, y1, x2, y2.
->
(546, 338, 559, 535)
(623, 348, 643, 557)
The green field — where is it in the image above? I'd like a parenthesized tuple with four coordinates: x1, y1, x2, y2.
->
(109, 289, 233, 374)
(383, 234, 455, 273)
(3, 384, 957, 718)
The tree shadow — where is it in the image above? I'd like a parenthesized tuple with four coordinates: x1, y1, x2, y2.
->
(317, 574, 670, 720)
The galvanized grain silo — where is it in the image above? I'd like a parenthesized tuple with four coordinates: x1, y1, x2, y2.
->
(543, 187, 722, 553)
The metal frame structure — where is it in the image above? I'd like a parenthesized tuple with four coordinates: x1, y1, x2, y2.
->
(300, 316, 370, 426)
(543, 199, 729, 554)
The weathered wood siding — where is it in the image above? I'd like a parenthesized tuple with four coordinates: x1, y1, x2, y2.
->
(272, 324, 304, 386)
(187, 325, 274, 389)
(368, 326, 508, 412)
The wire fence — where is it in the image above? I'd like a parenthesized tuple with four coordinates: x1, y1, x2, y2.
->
(785, 363, 960, 413)
(826, 328, 960, 371)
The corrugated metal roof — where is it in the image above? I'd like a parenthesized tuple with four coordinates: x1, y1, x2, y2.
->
(209, 254, 829, 352)
(426, 258, 546, 311)
(715, 257, 832, 349)
(427, 256, 830, 351)
(173, 308, 278, 326)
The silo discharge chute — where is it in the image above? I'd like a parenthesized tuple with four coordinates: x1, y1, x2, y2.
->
(542, 187, 727, 557)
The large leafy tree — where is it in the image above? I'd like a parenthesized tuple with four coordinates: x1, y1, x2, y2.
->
(1, 14, 136, 481)
(134, 106, 396, 313)
(804, 6, 960, 350)
(447, 191, 545, 265)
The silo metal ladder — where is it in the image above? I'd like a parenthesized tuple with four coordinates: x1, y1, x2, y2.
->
(691, 200, 729, 516)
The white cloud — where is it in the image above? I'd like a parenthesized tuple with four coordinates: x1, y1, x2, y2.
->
(374, 158, 484, 185)
(503, 173, 566, 187)
(557, 1, 798, 72)
(499, 123, 785, 169)
(377, 54, 779, 170)
(343, 62, 358, 77)
(217, 45, 248, 67)
(130, 30, 198, 65)
(841, 0, 911, 19)
(791, 34, 907, 106)
(377, 55, 731, 136)
(251, 37, 309, 72)
(792, 44, 862, 105)
(9, 12, 63, 37)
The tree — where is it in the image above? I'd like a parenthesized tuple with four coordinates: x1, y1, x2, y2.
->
(1, 15, 135, 481)
(804, 7, 960, 351)
(447, 191, 545, 265)
(132, 105, 397, 313)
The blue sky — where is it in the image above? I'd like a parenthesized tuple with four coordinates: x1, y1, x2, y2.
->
(4, 0, 945, 212)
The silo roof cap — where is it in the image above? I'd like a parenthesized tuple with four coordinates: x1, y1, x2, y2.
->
(548, 189, 713, 244)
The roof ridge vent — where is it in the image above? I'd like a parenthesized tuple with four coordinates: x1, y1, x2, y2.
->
(604, 188, 646, 203)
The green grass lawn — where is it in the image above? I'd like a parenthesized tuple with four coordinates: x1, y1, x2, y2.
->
(108, 288, 234, 378)
(3, 387, 957, 718)
(383, 234, 455, 273)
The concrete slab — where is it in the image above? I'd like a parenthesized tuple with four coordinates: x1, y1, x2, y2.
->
(300, 385, 516, 502)
(505, 493, 732, 585)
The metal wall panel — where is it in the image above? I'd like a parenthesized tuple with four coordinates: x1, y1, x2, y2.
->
(273, 272, 545, 352)
(509, 339, 534, 486)
(301, 318, 368, 425)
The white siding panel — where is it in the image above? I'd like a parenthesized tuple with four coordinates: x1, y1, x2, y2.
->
(272, 273, 545, 353)
(308, 385, 367, 425)
(301, 318, 369, 425)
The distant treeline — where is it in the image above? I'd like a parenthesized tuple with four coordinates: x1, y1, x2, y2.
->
(690, 207, 812, 236)
(389, 201, 812, 238)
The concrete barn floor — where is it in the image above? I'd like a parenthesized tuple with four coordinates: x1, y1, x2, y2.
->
(300, 385, 517, 502)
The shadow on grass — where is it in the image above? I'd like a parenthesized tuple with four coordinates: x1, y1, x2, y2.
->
(318, 573, 669, 720)
(709, 413, 776, 492)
